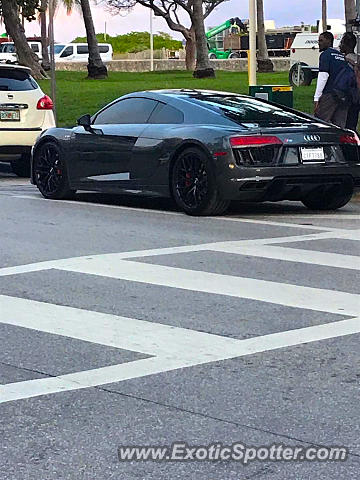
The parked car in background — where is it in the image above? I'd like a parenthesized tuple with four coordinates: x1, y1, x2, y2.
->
(52, 43, 113, 62)
(0, 64, 55, 177)
(289, 21, 345, 87)
(0, 41, 42, 64)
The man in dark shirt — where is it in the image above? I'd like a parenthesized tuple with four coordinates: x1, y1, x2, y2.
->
(339, 32, 359, 131)
(314, 31, 349, 128)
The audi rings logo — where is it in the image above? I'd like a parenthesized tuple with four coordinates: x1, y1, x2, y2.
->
(304, 135, 321, 142)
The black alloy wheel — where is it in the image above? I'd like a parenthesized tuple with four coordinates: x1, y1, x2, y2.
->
(33, 142, 75, 199)
(171, 147, 229, 216)
(11, 153, 31, 177)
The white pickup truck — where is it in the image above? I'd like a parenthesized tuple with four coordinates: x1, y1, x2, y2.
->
(288, 27, 344, 86)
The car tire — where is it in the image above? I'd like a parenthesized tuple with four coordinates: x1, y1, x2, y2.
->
(229, 52, 240, 59)
(289, 63, 313, 87)
(171, 147, 230, 216)
(11, 154, 31, 177)
(33, 141, 76, 200)
(208, 53, 217, 59)
(301, 184, 354, 211)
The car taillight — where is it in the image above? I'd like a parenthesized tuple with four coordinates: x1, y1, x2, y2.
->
(340, 134, 359, 145)
(230, 136, 283, 147)
(36, 95, 53, 110)
(292, 48, 295, 53)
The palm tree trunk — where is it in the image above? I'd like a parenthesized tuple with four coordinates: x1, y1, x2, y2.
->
(185, 27, 196, 71)
(344, 0, 356, 32)
(321, 0, 327, 32)
(40, 0, 50, 70)
(79, 0, 108, 79)
(256, 0, 273, 72)
(1, 0, 46, 79)
(192, 0, 215, 78)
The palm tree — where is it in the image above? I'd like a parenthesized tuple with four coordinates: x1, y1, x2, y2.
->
(39, 0, 50, 70)
(41, 0, 107, 78)
(192, 0, 214, 78)
(1, 0, 46, 79)
(321, 0, 327, 32)
(344, 0, 356, 31)
(256, 0, 273, 72)
(79, 0, 108, 78)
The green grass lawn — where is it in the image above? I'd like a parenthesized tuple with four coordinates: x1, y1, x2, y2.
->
(39, 71, 316, 127)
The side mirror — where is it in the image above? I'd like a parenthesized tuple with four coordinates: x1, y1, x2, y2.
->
(77, 114, 92, 131)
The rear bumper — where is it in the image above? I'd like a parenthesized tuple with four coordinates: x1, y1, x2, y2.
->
(0, 110, 55, 158)
(218, 165, 360, 201)
(0, 110, 55, 153)
(0, 145, 32, 157)
(0, 129, 42, 154)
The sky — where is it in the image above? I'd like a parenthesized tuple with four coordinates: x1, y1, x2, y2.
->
(20, 1, 346, 43)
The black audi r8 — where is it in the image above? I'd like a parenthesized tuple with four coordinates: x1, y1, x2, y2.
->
(31, 89, 360, 215)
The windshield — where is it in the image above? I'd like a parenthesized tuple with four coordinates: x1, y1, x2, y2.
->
(53, 44, 66, 55)
(187, 94, 311, 126)
(0, 43, 15, 53)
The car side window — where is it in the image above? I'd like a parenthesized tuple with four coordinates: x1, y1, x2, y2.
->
(60, 46, 73, 58)
(77, 45, 89, 55)
(93, 98, 158, 125)
(5, 44, 15, 53)
(148, 103, 184, 124)
(99, 46, 109, 53)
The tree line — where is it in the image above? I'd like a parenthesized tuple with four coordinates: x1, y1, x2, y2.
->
(72, 32, 182, 54)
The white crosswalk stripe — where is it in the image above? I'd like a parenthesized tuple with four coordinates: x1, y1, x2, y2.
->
(210, 244, 359, 270)
(58, 259, 358, 316)
(0, 224, 359, 404)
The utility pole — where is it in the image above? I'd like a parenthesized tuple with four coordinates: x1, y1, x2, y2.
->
(356, 0, 360, 60)
(248, 0, 257, 86)
(48, 0, 57, 124)
(150, 10, 154, 72)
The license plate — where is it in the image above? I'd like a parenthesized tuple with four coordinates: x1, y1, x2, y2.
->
(300, 147, 325, 162)
(0, 110, 20, 121)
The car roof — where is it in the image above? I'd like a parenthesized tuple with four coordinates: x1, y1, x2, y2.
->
(123, 89, 247, 104)
(0, 64, 31, 72)
(0, 41, 40, 44)
(147, 89, 244, 97)
(59, 43, 111, 46)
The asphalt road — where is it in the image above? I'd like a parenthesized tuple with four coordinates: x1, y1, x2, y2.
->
(1, 162, 359, 479)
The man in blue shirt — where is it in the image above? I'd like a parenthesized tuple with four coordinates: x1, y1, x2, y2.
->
(314, 31, 349, 128)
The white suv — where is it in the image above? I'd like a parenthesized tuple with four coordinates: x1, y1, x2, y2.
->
(0, 64, 55, 176)
(53, 43, 113, 62)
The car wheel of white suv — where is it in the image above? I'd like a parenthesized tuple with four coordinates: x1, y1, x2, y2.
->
(11, 153, 31, 177)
